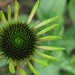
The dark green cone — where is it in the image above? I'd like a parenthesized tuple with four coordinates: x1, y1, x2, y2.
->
(0, 22, 37, 60)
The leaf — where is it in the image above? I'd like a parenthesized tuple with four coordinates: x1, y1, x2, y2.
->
(37, 0, 66, 20)
(66, 25, 75, 36)
(0, 58, 7, 68)
(38, 63, 60, 75)
(51, 36, 75, 54)
(68, 0, 75, 25)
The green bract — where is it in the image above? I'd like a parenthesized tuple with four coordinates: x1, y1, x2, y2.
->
(0, 0, 65, 75)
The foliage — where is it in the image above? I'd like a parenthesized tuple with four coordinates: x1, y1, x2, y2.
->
(0, 0, 75, 75)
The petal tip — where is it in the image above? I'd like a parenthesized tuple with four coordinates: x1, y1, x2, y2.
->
(59, 37, 62, 39)
(9, 59, 15, 74)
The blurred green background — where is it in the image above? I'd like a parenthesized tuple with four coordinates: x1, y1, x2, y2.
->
(0, 0, 75, 75)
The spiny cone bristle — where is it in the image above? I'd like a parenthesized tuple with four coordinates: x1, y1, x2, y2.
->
(0, 22, 37, 60)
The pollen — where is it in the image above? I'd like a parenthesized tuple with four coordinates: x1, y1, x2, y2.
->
(0, 22, 37, 60)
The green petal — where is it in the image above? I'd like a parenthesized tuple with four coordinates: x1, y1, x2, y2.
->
(9, 59, 15, 74)
(34, 16, 58, 29)
(37, 46, 66, 51)
(16, 61, 27, 75)
(35, 51, 60, 61)
(0, 11, 7, 26)
(38, 36, 62, 41)
(26, 59, 39, 75)
(27, 0, 39, 24)
(7, 5, 11, 24)
(37, 24, 59, 35)
(30, 55, 48, 66)
(14, 0, 19, 23)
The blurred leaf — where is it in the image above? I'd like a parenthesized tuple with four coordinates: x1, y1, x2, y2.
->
(60, 57, 75, 74)
(0, 58, 7, 68)
(18, 14, 29, 22)
(53, 11, 65, 35)
(66, 25, 75, 36)
(37, 0, 66, 20)
(70, 55, 75, 65)
(18, 14, 37, 27)
(38, 63, 60, 75)
(63, 72, 75, 75)
(68, 0, 75, 25)
(37, 0, 66, 36)
(51, 36, 75, 54)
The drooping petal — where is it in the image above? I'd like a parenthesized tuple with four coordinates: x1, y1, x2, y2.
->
(16, 61, 27, 75)
(27, 0, 39, 24)
(34, 16, 58, 29)
(9, 59, 15, 74)
(7, 5, 11, 24)
(30, 55, 48, 66)
(35, 51, 60, 61)
(26, 59, 39, 75)
(14, 0, 19, 23)
(0, 11, 7, 27)
(38, 36, 62, 41)
(37, 46, 66, 51)
(37, 24, 59, 35)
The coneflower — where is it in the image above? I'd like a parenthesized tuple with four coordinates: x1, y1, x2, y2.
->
(0, 0, 65, 75)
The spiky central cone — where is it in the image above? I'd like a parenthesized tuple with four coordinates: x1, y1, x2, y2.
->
(1, 23, 36, 60)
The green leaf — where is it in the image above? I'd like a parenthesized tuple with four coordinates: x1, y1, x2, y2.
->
(61, 57, 75, 74)
(70, 55, 75, 65)
(66, 25, 75, 36)
(0, 58, 7, 68)
(37, 0, 66, 20)
(68, 0, 75, 25)
(51, 36, 75, 54)
(38, 63, 60, 75)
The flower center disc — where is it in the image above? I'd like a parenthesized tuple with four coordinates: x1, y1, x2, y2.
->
(1, 22, 36, 60)
(14, 38, 23, 47)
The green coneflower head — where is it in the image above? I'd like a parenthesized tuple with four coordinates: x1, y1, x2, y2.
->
(0, 0, 65, 75)
(1, 22, 37, 60)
